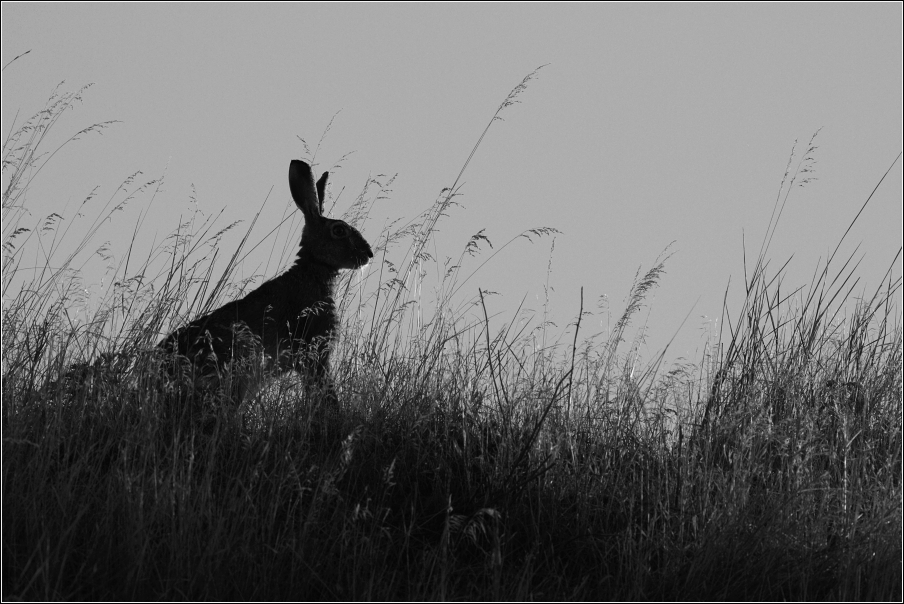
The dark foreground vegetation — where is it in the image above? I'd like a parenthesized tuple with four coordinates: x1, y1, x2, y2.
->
(3, 70, 902, 600)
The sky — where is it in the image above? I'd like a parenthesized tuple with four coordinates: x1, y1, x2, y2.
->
(2, 3, 902, 370)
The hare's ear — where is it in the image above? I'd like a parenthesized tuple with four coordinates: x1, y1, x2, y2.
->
(288, 160, 321, 223)
(316, 171, 329, 215)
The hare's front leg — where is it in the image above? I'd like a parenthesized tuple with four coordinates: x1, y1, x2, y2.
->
(289, 337, 337, 410)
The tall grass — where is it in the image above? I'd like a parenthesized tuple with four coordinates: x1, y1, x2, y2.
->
(3, 68, 901, 600)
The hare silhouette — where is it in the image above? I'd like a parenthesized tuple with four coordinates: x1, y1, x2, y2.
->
(159, 159, 373, 403)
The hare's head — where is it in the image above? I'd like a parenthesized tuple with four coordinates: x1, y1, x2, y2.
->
(289, 160, 373, 270)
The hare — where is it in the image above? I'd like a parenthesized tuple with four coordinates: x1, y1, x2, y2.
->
(159, 159, 373, 402)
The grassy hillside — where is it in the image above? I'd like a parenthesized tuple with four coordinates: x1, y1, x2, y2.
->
(3, 75, 901, 600)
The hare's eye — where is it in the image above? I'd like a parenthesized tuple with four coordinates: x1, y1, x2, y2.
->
(330, 224, 348, 238)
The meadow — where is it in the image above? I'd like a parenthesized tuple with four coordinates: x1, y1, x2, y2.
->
(3, 73, 901, 600)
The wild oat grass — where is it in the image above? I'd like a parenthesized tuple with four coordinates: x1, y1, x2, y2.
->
(3, 67, 901, 600)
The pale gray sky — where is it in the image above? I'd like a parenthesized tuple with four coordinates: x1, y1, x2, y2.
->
(3, 3, 902, 367)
